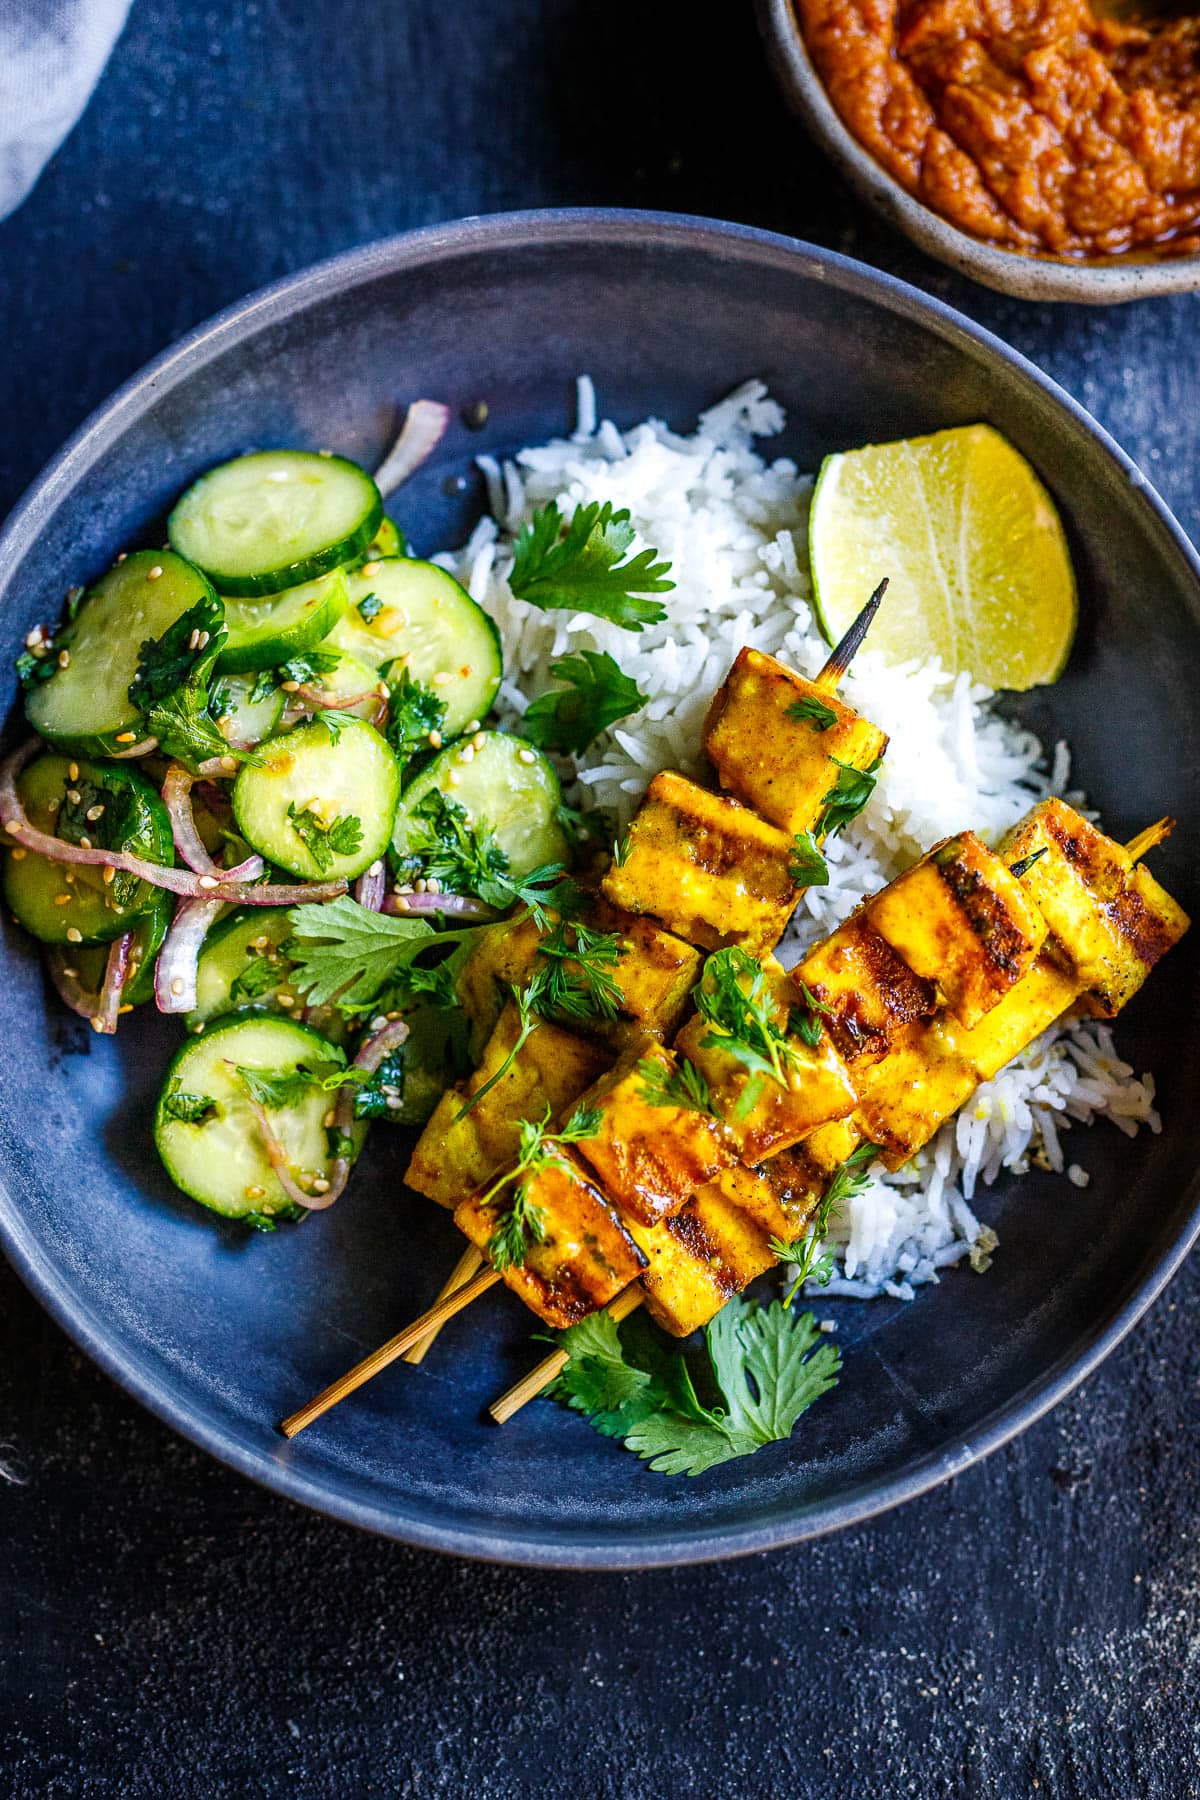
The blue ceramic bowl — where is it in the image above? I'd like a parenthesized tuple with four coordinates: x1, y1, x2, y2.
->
(1, 211, 1198, 1568)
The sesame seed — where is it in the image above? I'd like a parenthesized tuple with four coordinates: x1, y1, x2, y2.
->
(170, 978, 184, 996)
(281, 680, 300, 693)
(459, 745, 475, 764)
(188, 628, 200, 651)
(245, 1185, 266, 1201)
(426, 877, 441, 895)
(66, 927, 82, 943)
(368, 860, 384, 878)
(197, 874, 219, 890)
(414, 878, 428, 894)
(370, 1015, 389, 1033)
(116, 552, 127, 563)
(118, 1004, 134, 1015)
(85, 804, 104, 822)
(517, 748, 537, 765)
(66, 790, 81, 805)
(391, 896, 410, 913)
(115, 731, 136, 744)
(1067, 1163, 1090, 1188)
(464, 720, 481, 735)
(472, 732, 487, 752)
(445, 771, 460, 788)
(323, 1109, 336, 1129)
(79, 836, 92, 850)
(147, 565, 163, 581)
(386, 1010, 403, 1022)
(265, 470, 290, 483)
(427, 730, 442, 749)
(385, 1096, 403, 1111)
(278, 993, 296, 1008)
(61, 967, 78, 978)
(197, 631, 210, 649)
(24, 628, 43, 649)
(57, 650, 70, 668)
(54, 893, 72, 906)
(431, 670, 453, 686)
(361, 560, 381, 577)
(220, 756, 237, 772)
(311, 1178, 331, 1194)
(252, 935, 270, 950)
(102, 866, 116, 885)
(10, 848, 25, 861)
(68, 763, 79, 781)
(318, 448, 333, 457)
(395, 883, 413, 895)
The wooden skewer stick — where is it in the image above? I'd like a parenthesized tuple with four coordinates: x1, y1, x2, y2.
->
(1126, 817, 1173, 863)
(814, 578, 889, 694)
(279, 1266, 500, 1438)
(489, 1286, 646, 1426)
(402, 1244, 484, 1365)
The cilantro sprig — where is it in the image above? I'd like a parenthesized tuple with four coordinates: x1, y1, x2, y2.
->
(521, 650, 647, 756)
(770, 1142, 880, 1300)
(814, 756, 882, 842)
(385, 667, 448, 775)
(695, 947, 801, 1116)
(478, 1104, 601, 1271)
(551, 1297, 841, 1476)
(286, 802, 364, 873)
(508, 500, 674, 632)
(786, 694, 838, 731)
(788, 981, 832, 1050)
(402, 791, 565, 922)
(789, 830, 829, 888)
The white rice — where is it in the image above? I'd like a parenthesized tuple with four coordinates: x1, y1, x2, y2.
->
(438, 379, 1161, 1300)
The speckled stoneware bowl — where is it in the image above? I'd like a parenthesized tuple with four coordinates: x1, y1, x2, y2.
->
(1, 211, 1199, 1567)
(756, 0, 1200, 304)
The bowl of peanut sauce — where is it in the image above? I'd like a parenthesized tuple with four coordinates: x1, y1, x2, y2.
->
(758, 0, 1200, 300)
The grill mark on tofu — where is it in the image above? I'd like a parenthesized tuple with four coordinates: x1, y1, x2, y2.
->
(932, 843, 1040, 979)
(663, 1205, 741, 1297)
(802, 922, 937, 1063)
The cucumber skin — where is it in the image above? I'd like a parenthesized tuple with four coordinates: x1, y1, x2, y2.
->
(153, 1015, 362, 1222)
(215, 568, 351, 676)
(26, 550, 222, 758)
(71, 887, 173, 1006)
(168, 454, 383, 598)
(391, 731, 569, 879)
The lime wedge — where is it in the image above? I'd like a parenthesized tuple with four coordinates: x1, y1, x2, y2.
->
(809, 425, 1077, 690)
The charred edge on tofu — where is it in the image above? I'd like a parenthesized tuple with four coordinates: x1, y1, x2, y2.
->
(661, 1206, 742, 1299)
(932, 843, 1037, 977)
(1040, 811, 1181, 968)
(807, 929, 937, 1063)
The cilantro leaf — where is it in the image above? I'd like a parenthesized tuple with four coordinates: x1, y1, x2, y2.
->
(789, 830, 829, 888)
(142, 683, 255, 772)
(351, 1049, 406, 1121)
(229, 955, 286, 1006)
(128, 595, 226, 712)
(521, 650, 647, 756)
(508, 500, 674, 632)
(286, 802, 363, 873)
(162, 1087, 215, 1125)
(385, 666, 447, 775)
(357, 589, 384, 624)
(552, 1297, 841, 1476)
(285, 897, 487, 1010)
(278, 651, 342, 687)
(786, 694, 838, 732)
(233, 1056, 350, 1109)
(404, 791, 564, 922)
(814, 756, 882, 842)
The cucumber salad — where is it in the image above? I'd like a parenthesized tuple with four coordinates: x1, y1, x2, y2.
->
(0, 426, 651, 1231)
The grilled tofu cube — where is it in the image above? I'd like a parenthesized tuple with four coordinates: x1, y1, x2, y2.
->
(754, 1143, 823, 1233)
(674, 961, 856, 1162)
(703, 647, 888, 835)
(792, 1117, 862, 1180)
(943, 952, 1079, 1081)
(602, 770, 800, 954)
(795, 915, 937, 1066)
(851, 1016, 976, 1170)
(405, 1003, 610, 1208)
(1000, 801, 1190, 1017)
(456, 901, 701, 1059)
(865, 831, 1047, 1028)
(454, 1151, 645, 1329)
(572, 1040, 735, 1227)
(627, 1163, 791, 1337)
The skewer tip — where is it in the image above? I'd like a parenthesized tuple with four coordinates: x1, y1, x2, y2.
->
(814, 578, 889, 693)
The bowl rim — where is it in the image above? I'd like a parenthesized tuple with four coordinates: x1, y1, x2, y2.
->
(755, 0, 1200, 304)
(2, 206, 1199, 1568)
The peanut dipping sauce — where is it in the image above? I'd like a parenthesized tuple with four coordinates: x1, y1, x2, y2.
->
(795, 0, 1200, 258)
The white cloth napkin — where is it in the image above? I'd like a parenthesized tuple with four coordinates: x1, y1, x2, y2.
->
(0, 0, 132, 220)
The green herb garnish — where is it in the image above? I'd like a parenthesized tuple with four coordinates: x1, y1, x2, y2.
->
(551, 1296, 841, 1476)
(521, 650, 647, 756)
(161, 1087, 216, 1125)
(694, 947, 800, 1115)
(357, 590, 384, 623)
(128, 596, 225, 712)
(814, 756, 882, 842)
(384, 666, 447, 775)
(786, 694, 838, 731)
(770, 1142, 879, 1301)
(508, 500, 674, 632)
(635, 1055, 713, 1116)
(286, 802, 363, 873)
(789, 830, 829, 888)
(405, 790, 564, 923)
(533, 919, 623, 1022)
(478, 1104, 601, 1271)
(788, 981, 832, 1050)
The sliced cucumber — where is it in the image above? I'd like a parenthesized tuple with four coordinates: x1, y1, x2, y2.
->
(356, 516, 405, 562)
(292, 649, 385, 722)
(183, 905, 347, 1043)
(326, 559, 501, 738)
(216, 568, 349, 675)
(369, 999, 470, 1126)
(26, 550, 220, 755)
(154, 1015, 364, 1221)
(211, 672, 286, 748)
(71, 888, 173, 1008)
(391, 731, 568, 879)
(169, 451, 382, 597)
(3, 754, 173, 945)
(232, 716, 399, 882)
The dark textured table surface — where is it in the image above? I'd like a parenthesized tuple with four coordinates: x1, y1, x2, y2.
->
(2, 3, 1199, 1795)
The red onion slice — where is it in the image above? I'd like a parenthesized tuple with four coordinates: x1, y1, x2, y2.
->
(45, 953, 103, 1024)
(294, 1016, 411, 1212)
(373, 399, 451, 496)
(246, 1100, 327, 1212)
(382, 891, 496, 920)
(109, 736, 158, 760)
(156, 896, 222, 1013)
(1, 738, 345, 907)
(354, 861, 387, 912)
(96, 933, 134, 1034)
